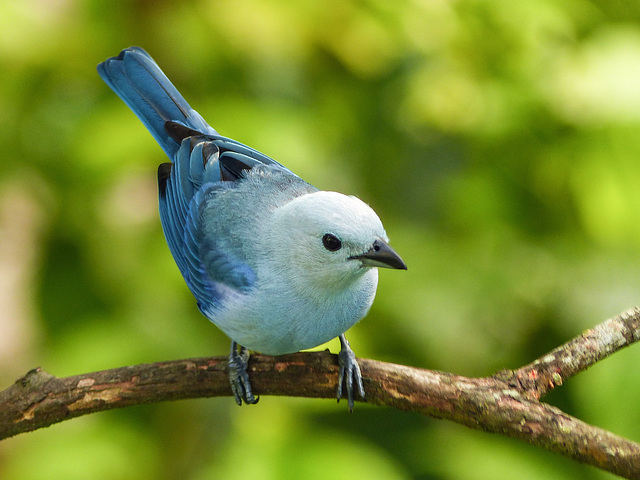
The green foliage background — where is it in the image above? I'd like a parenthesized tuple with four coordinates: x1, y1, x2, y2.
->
(2, 0, 640, 478)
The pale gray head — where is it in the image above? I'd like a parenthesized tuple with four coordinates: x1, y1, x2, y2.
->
(268, 191, 406, 293)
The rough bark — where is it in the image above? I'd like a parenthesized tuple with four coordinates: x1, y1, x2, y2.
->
(2, 307, 640, 479)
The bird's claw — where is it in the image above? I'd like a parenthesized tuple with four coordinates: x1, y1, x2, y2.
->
(228, 341, 259, 405)
(337, 334, 365, 412)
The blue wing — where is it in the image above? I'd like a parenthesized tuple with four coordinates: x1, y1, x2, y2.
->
(98, 47, 294, 310)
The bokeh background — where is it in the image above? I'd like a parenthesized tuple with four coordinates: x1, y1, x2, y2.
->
(2, 0, 640, 478)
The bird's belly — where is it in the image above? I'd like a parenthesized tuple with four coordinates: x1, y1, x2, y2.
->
(206, 285, 375, 355)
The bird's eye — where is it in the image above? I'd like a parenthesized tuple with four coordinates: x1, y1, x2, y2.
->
(322, 233, 342, 252)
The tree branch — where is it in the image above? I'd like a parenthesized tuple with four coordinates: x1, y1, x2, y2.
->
(2, 307, 640, 478)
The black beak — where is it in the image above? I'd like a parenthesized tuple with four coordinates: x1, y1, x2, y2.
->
(350, 238, 407, 270)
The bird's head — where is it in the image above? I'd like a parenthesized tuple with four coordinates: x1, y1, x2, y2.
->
(267, 191, 406, 293)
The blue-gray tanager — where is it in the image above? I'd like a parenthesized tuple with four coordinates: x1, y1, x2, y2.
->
(97, 47, 406, 410)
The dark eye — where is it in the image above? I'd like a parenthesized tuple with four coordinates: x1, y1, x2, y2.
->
(322, 233, 342, 252)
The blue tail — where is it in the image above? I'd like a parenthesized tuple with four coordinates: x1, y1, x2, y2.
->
(98, 47, 300, 315)
(97, 46, 216, 158)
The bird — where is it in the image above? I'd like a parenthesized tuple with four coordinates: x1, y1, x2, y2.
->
(97, 47, 406, 410)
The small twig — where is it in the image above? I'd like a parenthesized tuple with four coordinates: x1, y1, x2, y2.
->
(1, 308, 640, 478)
(505, 306, 640, 399)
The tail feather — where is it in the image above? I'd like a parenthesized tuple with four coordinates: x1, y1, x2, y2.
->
(99, 47, 300, 312)
(97, 46, 216, 158)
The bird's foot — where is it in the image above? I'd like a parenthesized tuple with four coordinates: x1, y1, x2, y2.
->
(228, 341, 259, 405)
(337, 334, 365, 412)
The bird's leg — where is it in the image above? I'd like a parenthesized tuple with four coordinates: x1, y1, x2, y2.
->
(228, 341, 259, 405)
(337, 334, 365, 411)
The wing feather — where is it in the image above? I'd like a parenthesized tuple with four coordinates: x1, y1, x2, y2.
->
(98, 47, 302, 312)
